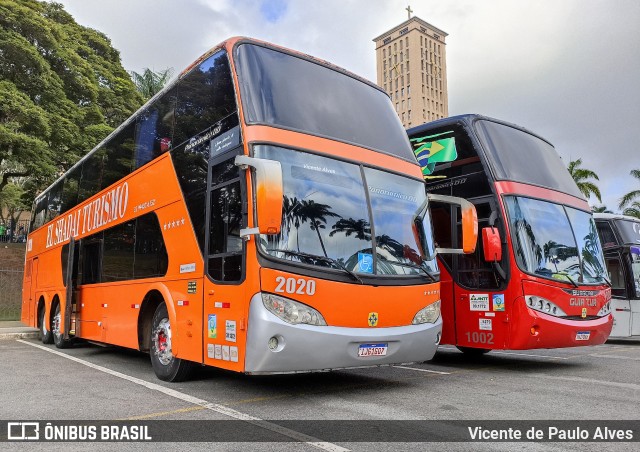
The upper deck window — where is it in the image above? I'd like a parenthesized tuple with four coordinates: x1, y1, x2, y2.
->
(475, 120, 583, 199)
(235, 43, 415, 162)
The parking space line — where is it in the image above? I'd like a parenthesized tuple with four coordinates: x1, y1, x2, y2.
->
(121, 406, 206, 420)
(530, 373, 640, 391)
(393, 365, 451, 375)
(17, 340, 349, 452)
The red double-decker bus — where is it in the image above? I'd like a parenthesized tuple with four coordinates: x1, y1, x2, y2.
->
(407, 115, 612, 353)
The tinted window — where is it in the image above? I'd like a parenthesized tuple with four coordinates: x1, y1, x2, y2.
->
(235, 43, 414, 162)
(78, 149, 105, 204)
(615, 219, 640, 245)
(31, 194, 48, 231)
(45, 181, 63, 223)
(101, 122, 136, 190)
(475, 120, 583, 199)
(102, 221, 135, 282)
(606, 257, 627, 298)
(134, 213, 168, 279)
(61, 167, 81, 214)
(134, 87, 176, 169)
(596, 221, 618, 248)
(80, 236, 102, 285)
(173, 51, 236, 148)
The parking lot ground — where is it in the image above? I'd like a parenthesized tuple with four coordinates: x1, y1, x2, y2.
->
(1, 337, 639, 451)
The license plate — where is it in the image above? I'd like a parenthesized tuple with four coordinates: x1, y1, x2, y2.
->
(576, 331, 590, 341)
(358, 343, 388, 357)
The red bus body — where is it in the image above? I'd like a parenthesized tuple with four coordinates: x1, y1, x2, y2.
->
(408, 115, 612, 351)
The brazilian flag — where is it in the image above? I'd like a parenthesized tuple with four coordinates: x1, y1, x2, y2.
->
(410, 135, 457, 177)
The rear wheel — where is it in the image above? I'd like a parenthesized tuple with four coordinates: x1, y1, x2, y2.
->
(52, 304, 71, 349)
(456, 346, 491, 355)
(150, 304, 193, 382)
(39, 305, 53, 344)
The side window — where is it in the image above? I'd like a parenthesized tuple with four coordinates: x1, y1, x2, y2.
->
(102, 221, 135, 282)
(78, 149, 105, 205)
(61, 167, 81, 214)
(134, 213, 168, 279)
(101, 122, 136, 190)
(80, 235, 103, 285)
(134, 88, 176, 169)
(606, 257, 627, 298)
(45, 181, 63, 223)
(208, 157, 243, 282)
(31, 194, 48, 231)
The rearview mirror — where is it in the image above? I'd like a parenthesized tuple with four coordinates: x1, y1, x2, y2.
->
(427, 193, 478, 254)
(482, 227, 502, 262)
(235, 155, 283, 236)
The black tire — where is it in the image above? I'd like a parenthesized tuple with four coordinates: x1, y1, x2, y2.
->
(52, 304, 71, 349)
(456, 346, 491, 355)
(39, 305, 53, 344)
(150, 304, 193, 382)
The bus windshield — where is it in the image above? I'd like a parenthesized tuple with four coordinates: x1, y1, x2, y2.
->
(475, 120, 584, 199)
(255, 145, 438, 277)
(235, 43, 414, 162)
(504, 196, 607, 285)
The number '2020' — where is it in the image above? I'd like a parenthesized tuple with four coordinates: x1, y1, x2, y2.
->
(275, 276, 316, 296)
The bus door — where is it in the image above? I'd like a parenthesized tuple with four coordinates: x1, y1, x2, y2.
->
(630, 246, 640, 336)
(63, 238, 80, 338)
(605, 250, 632, 337)
(452, 199, 508, 349)
(202, 138, 246, 368)
(28, 258, 39, 325)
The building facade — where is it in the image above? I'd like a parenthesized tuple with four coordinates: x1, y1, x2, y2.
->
(373, 16, 448, 128)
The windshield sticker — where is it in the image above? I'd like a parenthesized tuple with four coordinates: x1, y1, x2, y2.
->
(410, 136, 458, 179)
(470, 294, 489, 311)
(368, 187, 417, 203)
(492, 294, 505, 311)
(631, 246, 640, 255)
(207, 314, 217, 339)
(211, 125, 240, 155)
(358, 253, 374, 274)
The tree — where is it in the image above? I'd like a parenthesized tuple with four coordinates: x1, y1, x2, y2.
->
(567, 159, 601, 203)
(0, 0, 142, 205)
(130, 68, 174, 100)
(622, 201, 640, 219)
(592, 205, 613, 213)
(619, 169, 640, 211)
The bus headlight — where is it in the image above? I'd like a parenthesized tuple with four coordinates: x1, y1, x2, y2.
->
(412, 300, 441, 324)
(262, 293, 327, 326)
(525, 295, 567, 317)
(597, 301, 611, 317)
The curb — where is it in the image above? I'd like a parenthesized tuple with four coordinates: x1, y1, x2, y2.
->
(0, 331, 39, 341)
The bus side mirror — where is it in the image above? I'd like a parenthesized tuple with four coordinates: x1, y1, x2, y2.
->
(427, 193, 478, 254)
(482, 227, 502, 262)
(235, 155, 283, 236)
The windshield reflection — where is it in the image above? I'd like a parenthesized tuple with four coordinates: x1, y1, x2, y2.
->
(254, 145, 438, 277)
(505, 196, 606, 285)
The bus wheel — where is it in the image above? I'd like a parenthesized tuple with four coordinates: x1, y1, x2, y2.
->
(456, 346, 491, 355)
(52, 304, 71, 349)
(150, 304, 193, 382)
(40, 306, 53, 344)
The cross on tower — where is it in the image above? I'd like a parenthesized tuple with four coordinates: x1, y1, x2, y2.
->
(406, 5, 413, 19)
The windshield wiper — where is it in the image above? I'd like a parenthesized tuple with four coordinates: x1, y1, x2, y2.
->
(557, 273, 579, 288)
(377, 255, 438, 282)
(267, 248, 364, 284)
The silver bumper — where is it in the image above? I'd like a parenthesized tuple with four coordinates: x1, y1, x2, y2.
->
(244, 293, 442, 374)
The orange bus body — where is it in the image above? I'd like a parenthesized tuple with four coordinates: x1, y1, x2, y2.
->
(22, 37, 448, 378)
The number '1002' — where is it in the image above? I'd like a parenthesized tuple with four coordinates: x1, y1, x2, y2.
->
(275, 276, 316, 296)
(464, 331, 494, 345)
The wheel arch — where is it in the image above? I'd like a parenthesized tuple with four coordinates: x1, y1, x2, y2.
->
(137, 284, 177, 353)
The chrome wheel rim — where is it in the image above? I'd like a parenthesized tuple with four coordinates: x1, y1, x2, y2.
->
(152, 318, 173, 365)
(52, 309, 61, 342)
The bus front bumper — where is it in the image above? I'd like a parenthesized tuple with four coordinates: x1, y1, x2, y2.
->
(244, 293, 442, 374)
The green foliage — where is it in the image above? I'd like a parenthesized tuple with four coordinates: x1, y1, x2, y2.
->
(0, 0, 143, 207)
(619, 169, 640, 211)
(130, 67, 174, 100)
(567, 158, 601, 203)
(591, 205, 613, 214)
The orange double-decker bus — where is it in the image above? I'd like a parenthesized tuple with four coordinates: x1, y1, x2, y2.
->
(22, 37, 476, 381)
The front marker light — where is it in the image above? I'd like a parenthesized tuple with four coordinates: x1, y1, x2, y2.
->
(525, 295, 567, 317)
(412, 300, 441, 324)
(262, 293, 327, 326)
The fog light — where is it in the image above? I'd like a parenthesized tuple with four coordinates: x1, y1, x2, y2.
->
(268, 336, 279, 350)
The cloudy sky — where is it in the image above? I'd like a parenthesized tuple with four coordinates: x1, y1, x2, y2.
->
(53, 0, 640, 211)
